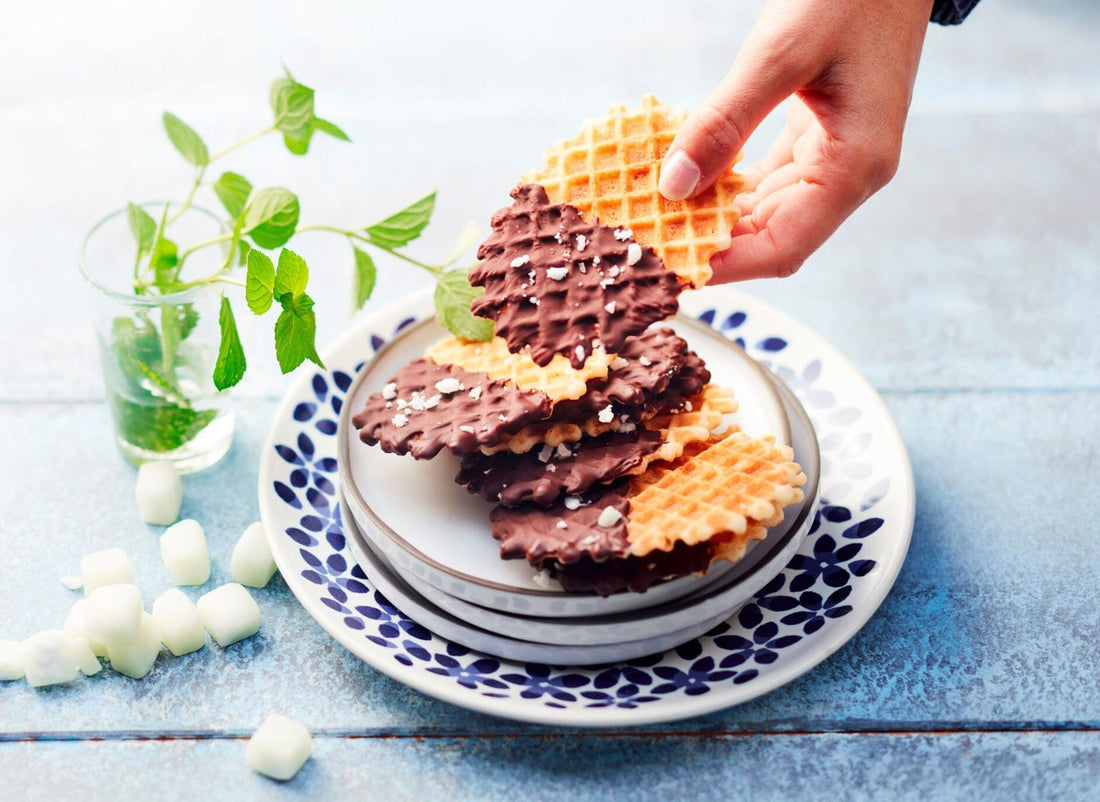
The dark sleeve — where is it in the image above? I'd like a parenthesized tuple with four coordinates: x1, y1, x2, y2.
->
(930, 0, 982, 25)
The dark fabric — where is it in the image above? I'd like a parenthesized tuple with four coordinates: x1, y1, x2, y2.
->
(931, 0, 983, 25)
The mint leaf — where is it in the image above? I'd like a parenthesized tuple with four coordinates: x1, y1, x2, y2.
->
(270, 75, 315, 143)
(245, 249, 276, 314)
(313, 117, 350, 142)
(108, 391, 216, 453)
(213, 296, 247, 390)
(162, 112, 209, 167)
(352, 246, 376, 310)
(148, 205, 179, 291)
(214, 171, 252, 219)
(434, 268, 493, 341)
(127, 203, 157, 254)
(365, 191, 436, 249)
(274, 292, 324, 373)
(243, 187, 300, 249)
(273, 248, 308, 298)
(283, 132, 312, 155)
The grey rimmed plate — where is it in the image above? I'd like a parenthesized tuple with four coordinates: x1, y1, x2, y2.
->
(337, 315, 792, 618)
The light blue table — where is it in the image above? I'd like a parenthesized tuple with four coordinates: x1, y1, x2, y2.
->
(2, 1, 1098, 798)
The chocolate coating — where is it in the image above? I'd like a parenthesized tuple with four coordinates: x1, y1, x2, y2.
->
(470, 184, 681, 368)
(351, 359, 551, 459)
(458, 428, 664, 506)
(543, 540, 718, 596)
(490, 482, 632, 565)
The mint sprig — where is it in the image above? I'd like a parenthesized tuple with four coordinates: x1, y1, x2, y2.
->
(124, 69, 491, 408)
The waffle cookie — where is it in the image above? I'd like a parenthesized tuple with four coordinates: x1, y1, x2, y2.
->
(457, 384, 737, 506)
(351, 359, 552, 459)
(487, 429, 805, 595)
(425, 335, 614, 403)
(470, 184, 681, 368)
(524, 95, 746, 290)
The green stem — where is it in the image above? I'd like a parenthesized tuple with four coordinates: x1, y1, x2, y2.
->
(166, 168, 206, 225)
(177, 233, 235, 265)
(209, 125, 277, 162)
(295, 224, 444, 276)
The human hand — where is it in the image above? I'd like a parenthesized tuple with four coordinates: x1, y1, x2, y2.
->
(658, 0, 935, 282)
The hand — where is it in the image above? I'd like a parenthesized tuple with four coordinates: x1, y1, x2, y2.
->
(658, 0, 935, 282)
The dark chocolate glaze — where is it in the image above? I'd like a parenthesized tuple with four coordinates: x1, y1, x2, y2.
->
(489, 481, 633, 565)
(457, 428, 664, 506)
(470, 184, 681, 368)
(543, 540, 718, 596)
(351, 359, 551, 459)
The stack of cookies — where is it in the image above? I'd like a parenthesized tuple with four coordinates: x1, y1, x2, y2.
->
(351, 97, 805, 597)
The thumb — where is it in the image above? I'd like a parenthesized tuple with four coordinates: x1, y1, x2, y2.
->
(659, 26, 820, 200)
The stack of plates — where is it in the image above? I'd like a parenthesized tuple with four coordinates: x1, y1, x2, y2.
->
(337, 317, 820, 665)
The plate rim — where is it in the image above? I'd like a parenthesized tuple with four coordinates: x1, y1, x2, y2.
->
(258, 286, 915, 727)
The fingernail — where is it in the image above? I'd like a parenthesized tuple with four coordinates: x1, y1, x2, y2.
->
(659, 150, 701, 200)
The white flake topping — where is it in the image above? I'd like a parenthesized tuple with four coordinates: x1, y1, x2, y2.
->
(627, 242, 643, 265)
(529, 296, 540, 305)
(459, 425, 475, 434)
(597, 404, 615, 424)
(638, 356, 652, 367)
(574, 345, 586, 364)
(537, 445, 554, 463)
(613, 227, 633, 241)
(546, 266, 569, 281)
(563, 496, 582, 511)
(597, 506, 623, 527)
(510, 254, 530, 268)
(555, 520, 568, 529)
(575, 234, 588, 251)
(610, 356, 628, 370)
(604, 301, 617, 315)
(392, 413, 409, 428)
(381, 382, 398, 400)
(468, 385, 483, 401)
(434, 377, 464, 395)
(545, 463, 557, 473)
(555, 444, 572, 460)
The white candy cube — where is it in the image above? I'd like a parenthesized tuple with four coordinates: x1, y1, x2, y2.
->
(160, 519, 211, 586)
(152, 589, 206, 656)
(64, 599, 108, 658)
(135, 461, 182, 525)
(80, 548, 135, 595)
(246, 713, 313, 781)
(84, 584, 144, 644)
(106, 612, 161, 679)
(0, 639, 25, 681)
(22, 630, 78, 688)
(196, 583, 260, 647)
(231, 522, 278, 588)
(70, 637, 103, 676)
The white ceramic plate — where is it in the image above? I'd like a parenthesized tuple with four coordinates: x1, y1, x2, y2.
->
(338, 315, 791, 617)
(343, 511, 738, 665)
(393, 374, 819, 646)
(259, 287, 914, 727)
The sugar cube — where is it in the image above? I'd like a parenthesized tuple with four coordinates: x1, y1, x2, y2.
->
(0, 639, 25, 681)
(152, 589, 206, 656)
(84, 584, 144, 644)
(106, 612, 161, 679)
(22, 630, 78, 688)
(70, 637, 103, 676)
(246, 713, 313, 781)
(231, 522, 278, 588)
(64, 599, 108, 658)
(80, 548, 135, 595)
(196, 583, 260, 647)
(160, 519, 211, 586)
(135, 461, 183, 525)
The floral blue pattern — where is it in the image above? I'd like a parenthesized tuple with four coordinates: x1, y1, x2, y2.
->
(265, 299, 899, 718)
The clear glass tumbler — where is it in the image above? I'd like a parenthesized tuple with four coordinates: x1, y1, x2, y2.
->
(80, 203, 234, 473)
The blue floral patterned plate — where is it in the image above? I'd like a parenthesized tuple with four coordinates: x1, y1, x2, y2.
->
(258, 287, 914, 727)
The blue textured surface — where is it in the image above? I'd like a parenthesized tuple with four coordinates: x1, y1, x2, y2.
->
(2, 0, 1099, 798)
